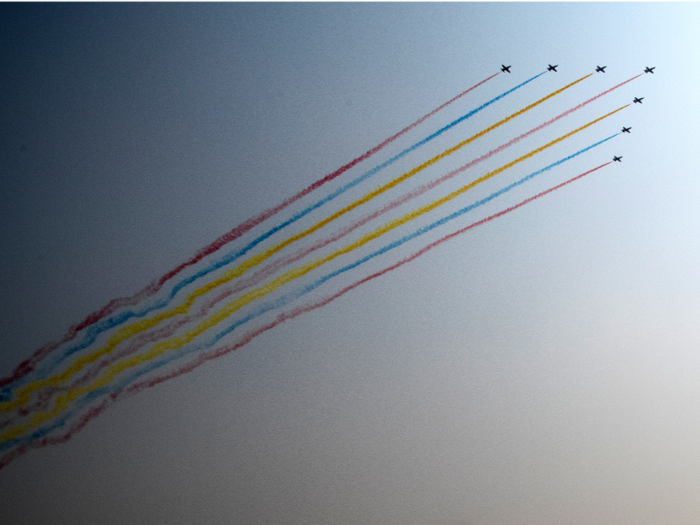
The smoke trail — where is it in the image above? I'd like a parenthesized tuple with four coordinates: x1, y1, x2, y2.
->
(2, 72, 544, 402)
(0, 73, 501, 392)
(6, 74, 633, 422)
(0, 312, 198, 428)
(126, 162, 614, 394)
(0, 128, 620, 442)
(221, 74, 638, 297)
(1, 72, 548, 404)
(0, 160, 612, 469)
(1, 80, 600, 417)
(1, 103, 621, 419)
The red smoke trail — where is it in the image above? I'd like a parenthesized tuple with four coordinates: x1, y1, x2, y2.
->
(0, 161, 611, 470)
(0, 73, 499, 390)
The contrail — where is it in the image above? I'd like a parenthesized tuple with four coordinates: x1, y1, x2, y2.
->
(2, 72, 544, 401)
(0, 159, 612, 469)
(5, 88, 629, 422)
(0, 124, 621, 442)
(0, 72, 501, 392)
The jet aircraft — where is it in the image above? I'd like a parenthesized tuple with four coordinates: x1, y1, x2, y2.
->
(622, 127, 631, 133)
(501, 64, 511, 73)
(613, 156, 623, 162)
(596, 65, 607, 73)
(644, 66, 655, 74)
(547, 64, 558, 72)
(634, 97, 644, 104)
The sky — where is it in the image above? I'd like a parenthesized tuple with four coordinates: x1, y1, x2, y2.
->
(1, 3, 699, 524)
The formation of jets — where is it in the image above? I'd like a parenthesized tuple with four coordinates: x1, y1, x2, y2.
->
(494, 67, 651, 168)
(498, 64, 655, 76)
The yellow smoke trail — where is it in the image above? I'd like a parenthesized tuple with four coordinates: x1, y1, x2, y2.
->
(0, 104, 628, 443)
(1, 73, 592, 414)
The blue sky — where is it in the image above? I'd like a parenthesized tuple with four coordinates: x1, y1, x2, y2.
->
(1, 3, 699, 524)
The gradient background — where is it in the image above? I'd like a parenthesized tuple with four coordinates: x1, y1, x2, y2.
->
(1, 3, 699, 524)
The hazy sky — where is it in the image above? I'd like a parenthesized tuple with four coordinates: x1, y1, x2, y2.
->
(1, 3, 699, 524)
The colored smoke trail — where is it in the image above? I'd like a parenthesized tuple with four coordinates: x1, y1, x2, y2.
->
(0, 312, 199, 429)
(0, 73, 501, 392)
(0, 159, 612, 469)
(0, 398, 110, 472)
(115, 74, 633, 314)
(1, 73, 614, 424)
(4, 72, 543, 401)
(1, 72, 549, 407)
(0, 127, 620, 444)
(200, 74, 637, 296)
(125, 162, 614, 395)
(7, 81, 632, 424)
(0, 75, 612, 430)
(0, 101, 619, 423)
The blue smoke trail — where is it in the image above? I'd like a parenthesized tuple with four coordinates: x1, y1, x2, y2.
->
(4, 71, 546, 397)
(1, 131, 616, 451)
